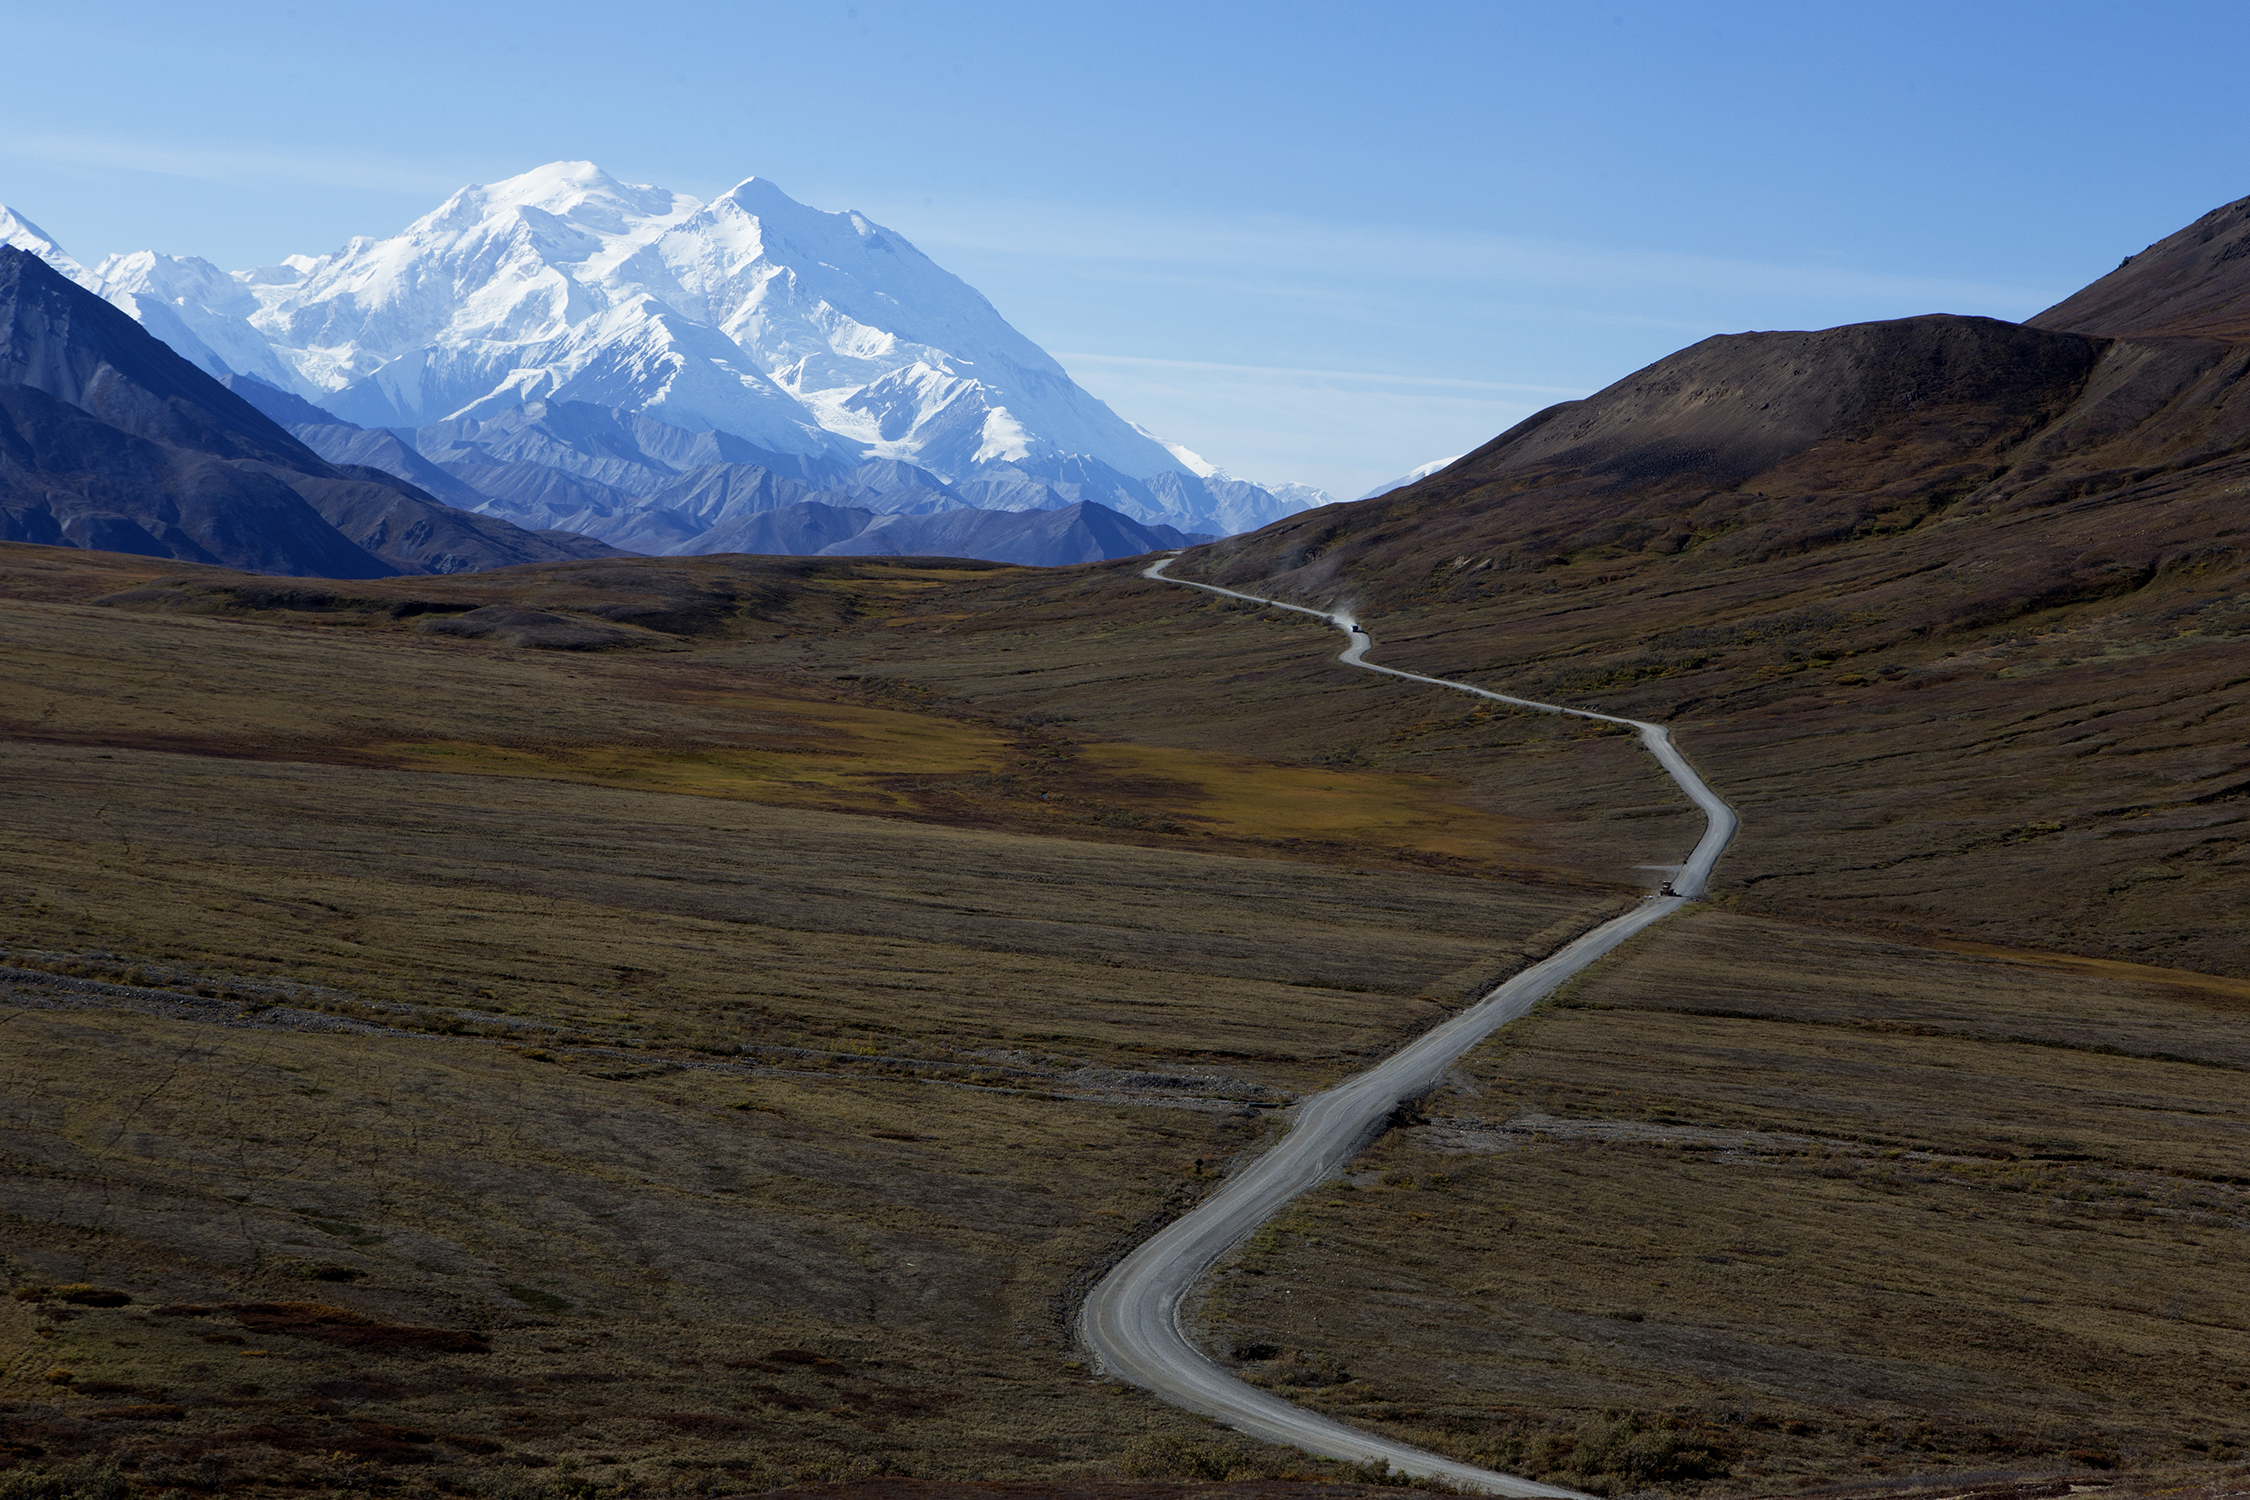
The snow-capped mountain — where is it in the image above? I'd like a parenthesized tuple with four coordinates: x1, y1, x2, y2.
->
(37, 162, 1196, 480)
(0, 245, 618, 577)
(208, 376, 1219, 566)
(6, 165, 1340, 543)
(0, 207, 86, 280)
(1264, 480, 1336, 511)
(1357, 456, 1463, 500)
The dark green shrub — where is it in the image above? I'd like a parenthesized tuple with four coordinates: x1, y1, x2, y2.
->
(0, 1458, 129, 1500)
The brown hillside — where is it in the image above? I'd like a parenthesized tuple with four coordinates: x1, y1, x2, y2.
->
(1169, 198, 2250, 975)
(2031, 191, 2250, 338)
(1204, 308, 2249, 616)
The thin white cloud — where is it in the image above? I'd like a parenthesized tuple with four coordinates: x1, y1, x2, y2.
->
(1056, 353, 1550, 500)
(864, 192, 2066, 484)
(1053, 352, 1588, 397)
(1, 133, 465, 197)
(864, 193, 2055, 316)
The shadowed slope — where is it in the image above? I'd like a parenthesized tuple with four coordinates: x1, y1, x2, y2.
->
(0, 247, 624, 576)
(1458, 314, 2102, 490)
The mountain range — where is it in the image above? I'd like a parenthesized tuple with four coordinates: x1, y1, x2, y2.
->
(0, 247, 1206, 574)
(0, 246, 619, 576)
(0, 164, 1328, 553)
(221, 376, 1213, 562)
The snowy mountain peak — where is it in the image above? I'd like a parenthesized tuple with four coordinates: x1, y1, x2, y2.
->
(27, 160, 1190, 478)
(717, 175, 813, 220)
(1142, 427, 1219, 479)
(4, 166, 1332, 539)
(422, 162, 697, 244)
(0, 206, 92, 287)
(1358, 455, 1463, 500)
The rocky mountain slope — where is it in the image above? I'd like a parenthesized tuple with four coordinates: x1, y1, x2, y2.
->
(208, 380, 1207, 564)
(1, 166, 1326, 539)
(0, 248, 617, 576)
(2030, 193, 2250, 339)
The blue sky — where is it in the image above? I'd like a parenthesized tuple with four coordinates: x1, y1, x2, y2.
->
(6, 0, 2247, 498)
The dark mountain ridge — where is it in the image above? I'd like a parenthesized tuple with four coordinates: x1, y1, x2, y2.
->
(3, 254, 326, 470)
(0, 247, 620, 576)
(1201, 195, 2250, 626)
(2030, 193, 2250, 339)
(822, 499, 1200, 564)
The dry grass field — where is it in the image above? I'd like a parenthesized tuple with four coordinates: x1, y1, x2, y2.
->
(1180, 512, 2250, 978)
(695, 545, 2249, 980)
(1188, 910, 2250, 1494)
(0, 546, 1595, 879)
(0, 546, 1615, 1494)
(1, 541, 2243, 1500)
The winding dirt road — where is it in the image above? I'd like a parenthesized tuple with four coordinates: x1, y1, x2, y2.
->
(1078, 558, 1739, 1496)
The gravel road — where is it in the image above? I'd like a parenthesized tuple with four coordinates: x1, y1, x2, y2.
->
(1078, 559, 1740, 1495)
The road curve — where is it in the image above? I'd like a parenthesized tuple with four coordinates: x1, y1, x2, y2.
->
(1078, 558, 1740, 1496)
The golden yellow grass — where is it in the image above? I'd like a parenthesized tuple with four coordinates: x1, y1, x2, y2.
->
(1928, 938, 2250, 1014)
(0, 590, 1545, 870)
(376, 729, 1538, 864)
(376, 695, 1016, 815)
(1074, 742, 1533, 862)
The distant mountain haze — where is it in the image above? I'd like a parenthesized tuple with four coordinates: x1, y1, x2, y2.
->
(0, 163, 1331, 549)
(221, 381, 1210, 563)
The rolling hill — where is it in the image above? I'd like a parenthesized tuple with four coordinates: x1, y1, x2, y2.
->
(1171, 192, 2250, 976)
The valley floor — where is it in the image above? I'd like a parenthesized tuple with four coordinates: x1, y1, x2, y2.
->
(0, 736, 1599, 1490)
(1, 542, 2243, 1499)
(1188, 908, 2250, 1493)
